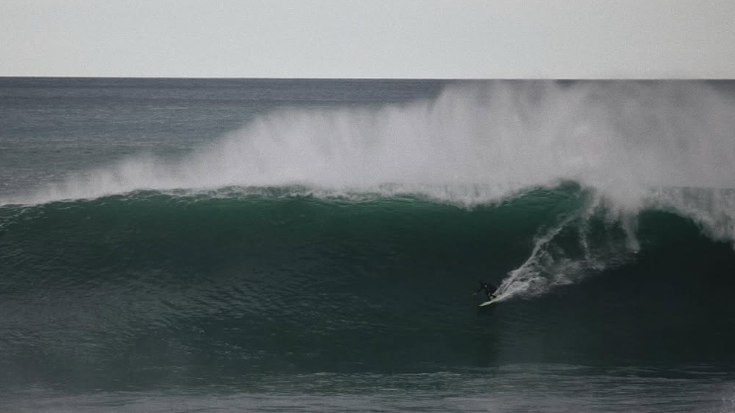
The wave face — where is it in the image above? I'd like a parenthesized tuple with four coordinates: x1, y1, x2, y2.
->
(1, 187, 734, 391)
(1, 79, 735, 397)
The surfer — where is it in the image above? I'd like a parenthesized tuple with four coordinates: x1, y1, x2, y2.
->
(475, 281, 498, 301)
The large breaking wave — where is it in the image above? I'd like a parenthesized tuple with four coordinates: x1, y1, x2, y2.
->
(2, 80, 734, 302)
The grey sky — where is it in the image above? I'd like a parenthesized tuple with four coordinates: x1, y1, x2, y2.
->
(1, 0, 734, 78)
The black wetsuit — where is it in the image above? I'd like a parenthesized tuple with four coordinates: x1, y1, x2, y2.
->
(476, 282, 498, 300)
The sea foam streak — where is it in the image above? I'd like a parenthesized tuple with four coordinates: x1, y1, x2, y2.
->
(494, 194, 642, 300)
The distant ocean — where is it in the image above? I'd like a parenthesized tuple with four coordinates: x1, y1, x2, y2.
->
(1, 78, 734, 412)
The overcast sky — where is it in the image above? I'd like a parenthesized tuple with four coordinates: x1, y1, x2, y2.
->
(1, 0, 734, 78)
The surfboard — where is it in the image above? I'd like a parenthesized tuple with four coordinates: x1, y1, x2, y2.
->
(479, 297, 500, 307)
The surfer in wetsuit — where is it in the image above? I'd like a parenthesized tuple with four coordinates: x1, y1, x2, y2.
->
(475, 281, 498, 301)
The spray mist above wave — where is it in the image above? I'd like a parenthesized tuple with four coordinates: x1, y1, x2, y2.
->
(5, 81, 735, 241)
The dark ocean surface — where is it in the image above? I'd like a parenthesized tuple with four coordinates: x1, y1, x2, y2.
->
(1, 78, 734, 412)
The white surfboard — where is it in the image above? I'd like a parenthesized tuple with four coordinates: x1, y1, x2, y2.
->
(479, 297, 500, 307)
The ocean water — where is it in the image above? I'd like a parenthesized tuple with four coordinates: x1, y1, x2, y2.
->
(1, 78, 735, 412)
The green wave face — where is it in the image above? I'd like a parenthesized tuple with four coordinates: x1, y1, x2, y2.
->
(2, 185, 734, 391)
